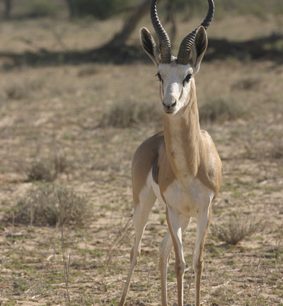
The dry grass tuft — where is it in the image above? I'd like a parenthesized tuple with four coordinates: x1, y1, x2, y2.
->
(200, 98, 245, 123)
(77, 66, 98, 77)
(27, 154, 68, 182)
(27, 160, 55, 182)
(99, 101, 160, 128)
(5, 83, 27, 100)
(53, 152, 69, 174)
(211, 215, 263, 245)
(5, 79, 44, 100)
(232, 78, 261, 91)
(4, 184, 90, 227)
(269, 141, 283, 159)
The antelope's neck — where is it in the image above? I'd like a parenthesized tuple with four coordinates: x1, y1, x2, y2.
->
(163, 80, 201, 184)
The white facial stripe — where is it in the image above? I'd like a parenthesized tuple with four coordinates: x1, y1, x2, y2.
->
(165, 81, 180, 103)
(158, 63, 194, 113)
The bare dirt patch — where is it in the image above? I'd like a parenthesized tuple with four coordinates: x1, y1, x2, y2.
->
(0, 16, 282, 306)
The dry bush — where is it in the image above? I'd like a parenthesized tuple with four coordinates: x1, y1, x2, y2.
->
(77, 66, 98, 77)
(5, 79, 44, 100)
(269, 141, 283, 159)
(27, 154, 68, 182)
(27, 160, 55, 182)
(232, 78, 261, 91)
(99, 101, 160, 128)
(200, 98, 245, 123)
(4, 184, 90, 227)
(5, 83, 27, 100)
(53, 153, 69, 174)
(211, 215, 263, 245)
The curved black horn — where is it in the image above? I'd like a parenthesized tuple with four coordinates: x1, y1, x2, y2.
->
(151, 0, 171, 63)
(200, 0, 215, 30)
(177, 0, 215, 65)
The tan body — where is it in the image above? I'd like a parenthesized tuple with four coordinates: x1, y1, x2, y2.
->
(120, 79, 222, 306)
(119, 1, 220, 304)
(133, 80, 221, 207)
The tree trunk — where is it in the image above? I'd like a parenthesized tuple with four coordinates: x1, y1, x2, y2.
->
(4, 0, 12, 19)
(103, 0, 150, 48)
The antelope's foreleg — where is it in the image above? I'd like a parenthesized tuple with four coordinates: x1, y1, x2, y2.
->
(193, 207, 210, 306)
(166, 207, 188, 306)
(159, 232, 172, 306)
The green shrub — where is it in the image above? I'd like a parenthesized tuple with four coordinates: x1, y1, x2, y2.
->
(24, 0, 57, 18)
(174, 0, 207, 13)
(174, 0, 283, 16)
(71, 0, 131, 19)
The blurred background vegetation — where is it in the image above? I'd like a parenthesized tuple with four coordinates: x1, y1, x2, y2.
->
(1, 0, 283, 56)
(0, 1, 282, 305)
(1, 0, 283, 20)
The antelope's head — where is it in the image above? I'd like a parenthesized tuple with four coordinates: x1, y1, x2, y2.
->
(141, 0, 214, 115)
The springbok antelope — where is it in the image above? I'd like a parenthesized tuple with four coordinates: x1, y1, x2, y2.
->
(119, 0, 222, 305)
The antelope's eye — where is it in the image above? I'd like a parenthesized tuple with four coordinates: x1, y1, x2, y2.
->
(183, 74, 192, 86)
(156, 72, 162, 82)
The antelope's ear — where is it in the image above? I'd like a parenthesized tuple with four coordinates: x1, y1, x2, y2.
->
(191, 26, 208, 73)
(140, 27, 159, 66)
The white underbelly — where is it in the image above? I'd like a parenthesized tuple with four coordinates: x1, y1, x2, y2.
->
(151, 173, 214, 217)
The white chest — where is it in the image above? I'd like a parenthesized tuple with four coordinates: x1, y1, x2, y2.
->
(162, 177, 214, 217)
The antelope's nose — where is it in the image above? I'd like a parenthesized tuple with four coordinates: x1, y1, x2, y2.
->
(163, 99, 177, 113)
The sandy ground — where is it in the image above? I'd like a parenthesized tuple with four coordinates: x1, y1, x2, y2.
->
(0, 16, 282, 305)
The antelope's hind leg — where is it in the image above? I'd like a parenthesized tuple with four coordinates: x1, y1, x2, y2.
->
(119, 183, 156, 306)
(166, 207, 190, 306)
(160, 218, 189, 306)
